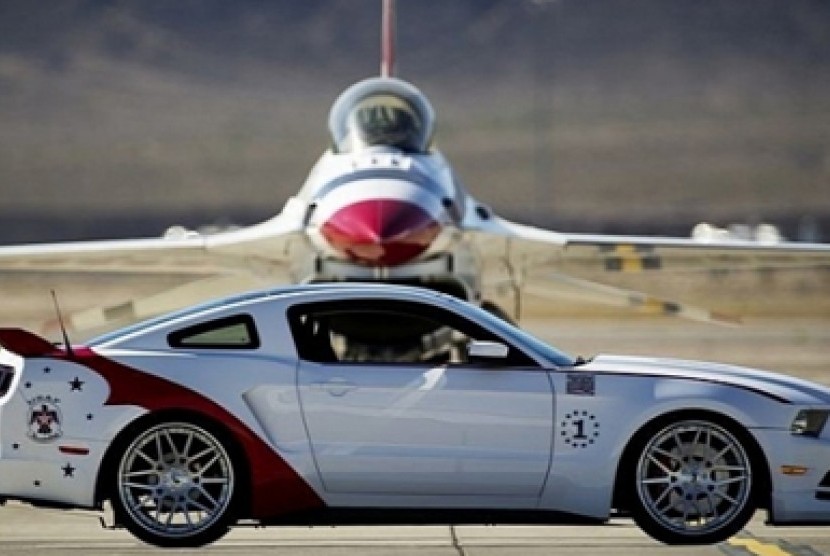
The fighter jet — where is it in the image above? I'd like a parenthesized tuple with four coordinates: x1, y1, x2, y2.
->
(1, 0, 828, 332)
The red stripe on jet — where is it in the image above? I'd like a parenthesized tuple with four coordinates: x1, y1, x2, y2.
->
(321, 198, 440, 266)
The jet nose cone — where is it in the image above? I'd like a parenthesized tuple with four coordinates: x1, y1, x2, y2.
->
(321, 199, 440, 266)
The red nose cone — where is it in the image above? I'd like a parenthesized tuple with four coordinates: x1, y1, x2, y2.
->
(321, 199, 440, 266)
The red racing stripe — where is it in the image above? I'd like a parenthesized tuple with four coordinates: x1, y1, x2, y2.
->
(0, 328, 61, 357)
(64, 347, 324, 519)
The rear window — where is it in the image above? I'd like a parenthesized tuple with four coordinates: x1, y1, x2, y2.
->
(167, 314, 260, 349)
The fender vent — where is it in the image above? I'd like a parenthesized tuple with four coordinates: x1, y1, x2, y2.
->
(0, 364, 14, 397)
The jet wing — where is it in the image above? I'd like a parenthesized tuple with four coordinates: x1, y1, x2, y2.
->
(472, 216, 830, 323)
(477, 217, 830, 275)
(0, 234, 231, 275)
(0, 199, 307, 276)
(0, 199, 308, 332)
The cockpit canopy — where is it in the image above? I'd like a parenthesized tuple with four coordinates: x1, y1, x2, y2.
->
(328, 77, 435, 154)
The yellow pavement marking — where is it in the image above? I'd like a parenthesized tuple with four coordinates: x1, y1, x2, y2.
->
(728, 538, 793, 556)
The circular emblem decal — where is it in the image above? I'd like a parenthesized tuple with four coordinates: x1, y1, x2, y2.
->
(27, 395, 63, 442)
(560, 410, 600, 449)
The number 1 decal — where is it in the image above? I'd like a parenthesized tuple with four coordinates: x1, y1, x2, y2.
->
(560, 410, 601, 449)
(572, 418, 588, 440)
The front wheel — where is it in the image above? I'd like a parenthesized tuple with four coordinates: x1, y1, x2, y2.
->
(629, 418, 756, 545)
(111, 420, 238, 547)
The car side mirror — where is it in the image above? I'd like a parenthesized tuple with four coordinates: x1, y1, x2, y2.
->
(467, 340, 509, 360)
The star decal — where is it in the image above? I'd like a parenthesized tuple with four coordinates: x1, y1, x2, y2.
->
(62, 463, 75, 478)
(69, 377, 84, 392)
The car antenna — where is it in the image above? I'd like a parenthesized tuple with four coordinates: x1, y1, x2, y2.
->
(50, 289, 75, 358)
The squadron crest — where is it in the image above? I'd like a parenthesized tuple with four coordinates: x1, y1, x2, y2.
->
(27, 395, 63, 442)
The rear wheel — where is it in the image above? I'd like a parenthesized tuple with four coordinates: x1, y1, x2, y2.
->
(629, 418, 756, 544)
(111, 421, 238, 547)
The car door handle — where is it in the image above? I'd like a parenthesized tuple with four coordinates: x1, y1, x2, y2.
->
(315, 377, 357, 397)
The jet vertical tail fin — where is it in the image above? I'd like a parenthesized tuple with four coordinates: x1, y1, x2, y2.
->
(381, 0, 396, 77)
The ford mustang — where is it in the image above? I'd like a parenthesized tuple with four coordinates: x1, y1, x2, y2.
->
(0, 284, 829, 547)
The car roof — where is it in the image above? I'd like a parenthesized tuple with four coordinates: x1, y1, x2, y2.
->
(219, 282, 449, 307)
(87, 283, 450, 346)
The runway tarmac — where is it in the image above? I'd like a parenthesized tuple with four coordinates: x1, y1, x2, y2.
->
(0, 503, 828, 555)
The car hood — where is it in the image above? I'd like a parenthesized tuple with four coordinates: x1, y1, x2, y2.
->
(580, 354, 830, 405)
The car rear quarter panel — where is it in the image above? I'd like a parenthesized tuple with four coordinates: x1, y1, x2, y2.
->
(0, 356, 145, 507)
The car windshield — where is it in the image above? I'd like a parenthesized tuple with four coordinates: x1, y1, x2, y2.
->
(444, 298, 575, 367)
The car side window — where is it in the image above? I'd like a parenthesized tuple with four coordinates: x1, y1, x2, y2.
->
(287, 300, 536, 367)
(168, 314, 260, 349)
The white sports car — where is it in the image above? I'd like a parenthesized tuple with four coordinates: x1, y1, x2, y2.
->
(0, 284, 829, 547)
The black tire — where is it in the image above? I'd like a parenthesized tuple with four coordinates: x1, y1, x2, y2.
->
(110, 420, 238, 547)
(627, 417, 756, 544)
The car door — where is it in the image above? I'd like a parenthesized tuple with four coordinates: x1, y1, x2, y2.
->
(291, 298, 554, 499)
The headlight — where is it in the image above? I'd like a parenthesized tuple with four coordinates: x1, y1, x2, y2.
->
(791, 409, 830, 437)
